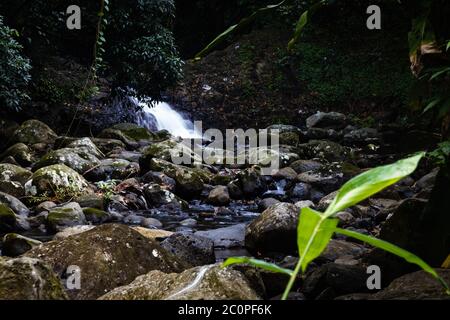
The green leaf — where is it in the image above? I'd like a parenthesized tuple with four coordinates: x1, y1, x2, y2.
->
(195, 0, 287, 59)
(430, 66, 450, 81)
(297, 207, 338, 272)
(324, 153, 425, 216)
(222, 257, 293, 276)
(335, 227, 450, 294)
(287, 1, 326, 51)
(423, 97, 442, 114)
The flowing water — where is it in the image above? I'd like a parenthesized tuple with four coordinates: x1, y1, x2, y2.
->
(137, 100, 201, 138)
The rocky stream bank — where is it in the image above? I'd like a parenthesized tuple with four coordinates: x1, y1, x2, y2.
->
(0, 111, 448, 300)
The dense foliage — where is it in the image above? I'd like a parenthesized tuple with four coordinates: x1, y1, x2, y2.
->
(0, 15, 31, 112)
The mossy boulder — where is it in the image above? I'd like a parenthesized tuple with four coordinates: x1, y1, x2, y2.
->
(0, 143, 35, 166)
(149, 158, 211, 198)
(296, 140, 348, 162)
(0, 256, 68, 300)
(237, 166, 268, 197)
(99, 123, 155, 149)
(140, 138, 201, 169)
(2, 233, 42, 257)
(29, 164, 92, 198)
(25, 224, 188, 299)
(12, 119, 57, 145)
(33, 148, 101, 174)
(47, 202, 86, 232)
(207, 185, 230, 206)
(84, 158, 139, 182)
(82, 207, 111, 224)
(67, 137, 103, 158)
(99, 264, 261, 300)
(0, 203, 17, 232)
(143, 184, 188, 209)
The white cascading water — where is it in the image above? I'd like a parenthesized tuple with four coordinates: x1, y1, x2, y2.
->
(136, 101, 201, 138)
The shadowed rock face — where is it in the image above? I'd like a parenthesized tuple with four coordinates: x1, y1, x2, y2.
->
(99, 264, 261, 300)
(25, 224, 189, 300)
(0, 256, 67, 300)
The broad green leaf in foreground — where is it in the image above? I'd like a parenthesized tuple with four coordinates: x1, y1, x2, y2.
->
(335, 227, 450, 294)
(297, 207, 338, 272)
(222, 257, 293, 276)
(324, 152, 425, 216)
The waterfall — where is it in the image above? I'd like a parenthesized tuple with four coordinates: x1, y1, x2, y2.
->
(136, 101, 201, 139)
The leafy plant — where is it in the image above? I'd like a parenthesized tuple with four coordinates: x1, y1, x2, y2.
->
(0, 15, 31, 112)
(95, 179, 119, 202)
(223, 152, 450, 299)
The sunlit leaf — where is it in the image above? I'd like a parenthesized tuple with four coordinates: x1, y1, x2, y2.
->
(222, 257, 293, 276)
(324, 153, 424, 216)
(335, 227, 450, 294)
(297, 207, 338, 272)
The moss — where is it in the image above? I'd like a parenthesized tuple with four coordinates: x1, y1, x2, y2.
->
(111, 123, 153, 141)
(82, 207, 108, 218)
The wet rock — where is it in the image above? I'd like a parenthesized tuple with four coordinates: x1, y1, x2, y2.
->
(33, 148, 101, 174)
(100, 264, 261, 300)
(195, 223, 246, 248)
(297, 140, 348, 162)
(303, 263, 368, 299)
(180, 218, 197, 227)
(141, 217, 163, 229)
(2, 233, 42, 257)
(0, 163, 32, 184)
(0, 256, 67, 300)
(161, 233, 215, 267)
(144, 183, 187, 209)
(227, 180, 243, 199)
(289, 159, 323, 174)
(245, 202, 299, 254)
(35, 201, 57, 213)
(141, 171, 176, 191)
(306, 111, 347, 130)
(207, 185, 230, 206)
(258, 197, 280, 211)
(372, 269, 450, 300)
(54, 225, 95, 240)
(84, 158, 139, 182)
(108, 150, 141, 163)
(140, 138, 200, 167)
(305, 128, 342, 141)
(344, 128, 380, 145)
(25, 224, 187, 299)
(318, 239, 367, 263)
(414, 168, 439, 192)
(12, 120, 57, 145)
(0, 203, 17, 232)
(47, 202, 86, 231)
(0, 143, 34, 166)
(335, 211, 355, 225)
(288, 182, 312, 201)
(273, 167, 298, 180)
(29, 164, 93, 198)
(297, 170, 343, 194)
(237, 166, 268, 197)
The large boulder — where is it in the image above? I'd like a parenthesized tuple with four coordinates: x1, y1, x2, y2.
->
(46, 202, 86, 232)
(195, 224, 246, 248)
(160, 233, 215, 267)
(143, 183, 187, 209)
(98, 123, 156, 149)
(28, 164, 92, 198)
(33, 148, 101, 174)
(370, 269, 450, 300)
(1, 233, 42, 257)
(0, 256, 67, 300)
(25, 224, 187, 299)
(99, 264, 261, 300)
(306, 112, 347, 130)
(140, 138, 201, 168)
(245, 202, 299, 254)
(207, 185, 230, 206)
(12, 120, 57, 145)
(0, 191, 30, 215)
